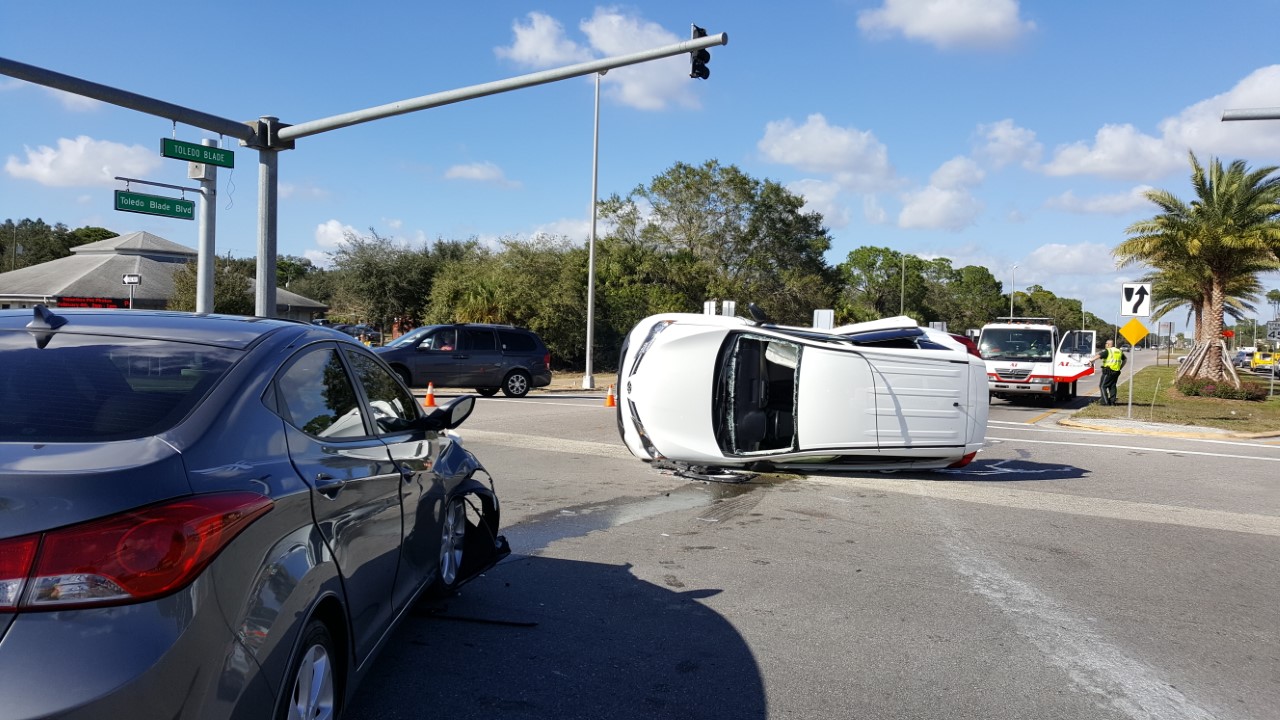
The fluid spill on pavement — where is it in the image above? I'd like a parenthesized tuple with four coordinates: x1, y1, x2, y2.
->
(503, 475, 786, 553)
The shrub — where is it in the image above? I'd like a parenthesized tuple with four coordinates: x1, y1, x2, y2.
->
(1176, 377, 1268, 401)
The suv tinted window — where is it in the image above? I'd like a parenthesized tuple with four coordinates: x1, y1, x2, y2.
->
(0, 332, 237, 442)
(498, 330, 537, 352)
(463, 328, 497, 351)
(276, 347, 367, 439)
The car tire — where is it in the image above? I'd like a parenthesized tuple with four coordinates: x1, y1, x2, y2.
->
(279, 620, 340, 720)
(476, 388, 499, 397)
(501, 371, 531, 398)
(434, 496, 467, 594)
(393, 367, 413, 389)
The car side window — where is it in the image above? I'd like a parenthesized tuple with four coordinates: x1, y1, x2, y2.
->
(463, 328, 497, 351)
(428, 328, 456, 351)
(276, 346, 368, 439)
(498, 330, 536, 352)
(344, 349, 419, 433)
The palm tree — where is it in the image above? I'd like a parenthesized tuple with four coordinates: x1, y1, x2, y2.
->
(1143, 265, 1264, 345)
(1116, 153, 1280, 381)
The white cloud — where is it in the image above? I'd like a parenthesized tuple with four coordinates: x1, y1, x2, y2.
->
(1043, 124, 1183, 180)
(494, 12, 593, 66)
(898, 156, 985, 230)
(444, 161, 522, 188)
(4, 135, 160, 187)
(858, 0, 1034, 50)
(1045, 185, 1155, 215)
(385, 218, 404, 231)
(44, 88, 101, 112)
(787, 179, 851, 228)
(531, 217, 592, 242)
(1025, 242, 1117, 275)
(279, 182, 331, 200)
(758, 114, 895, 191)
(864, 195, 889, 224)
(307, 219, 359, 266)
(974, 119, 1042, 169)
(495, 9, 696, 111)
(1159, 65, 1280, 158)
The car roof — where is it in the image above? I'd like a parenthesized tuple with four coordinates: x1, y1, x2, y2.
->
(0, 307, 303, 350)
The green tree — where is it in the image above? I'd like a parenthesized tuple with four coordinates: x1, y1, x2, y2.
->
(169, 254, 254, 315)
(598, 160, 838, 325)
(1117, 153, 1280, 380)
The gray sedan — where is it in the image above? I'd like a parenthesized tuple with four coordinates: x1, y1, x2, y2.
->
(0, 306, 508, 720)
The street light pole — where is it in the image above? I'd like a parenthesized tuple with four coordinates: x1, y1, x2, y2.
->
(1009, 264, 1017, 317)
(899, 254, 905, 315)
(582, 70, 605, 390)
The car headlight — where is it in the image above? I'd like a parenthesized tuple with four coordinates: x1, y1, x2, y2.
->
(628, 320, 675, 377)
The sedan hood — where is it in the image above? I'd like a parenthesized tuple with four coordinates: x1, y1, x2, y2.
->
(0, 439, 191, 538)
(623, 325, 725, 463)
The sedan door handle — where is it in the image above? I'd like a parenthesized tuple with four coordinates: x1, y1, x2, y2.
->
(314, 472, 345, 499)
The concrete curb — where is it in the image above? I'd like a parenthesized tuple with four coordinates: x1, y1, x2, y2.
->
(1057, 417, 1280, 440)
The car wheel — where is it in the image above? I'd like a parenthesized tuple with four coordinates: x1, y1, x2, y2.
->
(393, 367, 413, 388)
(438, 496, 467, 591)
(476, 387, 499, 397)
(501, 371, 531, 398)
(280, 620, 339, 720)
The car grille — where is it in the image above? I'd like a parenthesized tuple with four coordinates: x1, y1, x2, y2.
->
(995, 368, 1031, 381)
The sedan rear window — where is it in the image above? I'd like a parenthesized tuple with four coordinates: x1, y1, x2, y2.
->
(0, 332, 238, 442)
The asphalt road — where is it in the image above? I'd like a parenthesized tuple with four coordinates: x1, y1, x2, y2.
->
(347, 359, 1279, 720)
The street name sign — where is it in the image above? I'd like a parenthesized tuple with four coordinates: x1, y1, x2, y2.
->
(161, 138, 234, 168)
(115, 190, 195, 220)
(1120, 282, 1152, 317)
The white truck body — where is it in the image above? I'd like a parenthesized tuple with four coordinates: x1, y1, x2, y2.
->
(977, 318, 1096, 402)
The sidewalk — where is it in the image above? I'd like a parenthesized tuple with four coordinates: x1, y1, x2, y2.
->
(1058, 416, 1280, 440)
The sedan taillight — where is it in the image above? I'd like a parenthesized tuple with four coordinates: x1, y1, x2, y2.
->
(0, 492, 272, 611)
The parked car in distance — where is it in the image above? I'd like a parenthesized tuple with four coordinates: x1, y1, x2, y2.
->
(375, 323, 552, 397)
(1250, 351, 1274, 372)
(0, 306, 508, 720)
(1232, 350, 1250, 368)
(615, 310, 989, 472)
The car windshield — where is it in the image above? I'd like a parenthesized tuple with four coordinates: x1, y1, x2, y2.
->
(714, 333, 800, 455)
(978, 328, 1054, 362)
(0, 331, 239, 442)
(384, 326, 435, 348)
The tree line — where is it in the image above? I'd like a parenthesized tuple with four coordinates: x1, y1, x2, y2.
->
(7, 160, 1121, 371)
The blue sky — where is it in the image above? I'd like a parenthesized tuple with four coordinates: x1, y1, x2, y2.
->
(4, 1, 1280, 336)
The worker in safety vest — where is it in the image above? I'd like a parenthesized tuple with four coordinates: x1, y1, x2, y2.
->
(1093, 339, 1126, 405)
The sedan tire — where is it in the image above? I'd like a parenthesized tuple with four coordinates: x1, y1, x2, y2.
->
(280, 620, 340, 720)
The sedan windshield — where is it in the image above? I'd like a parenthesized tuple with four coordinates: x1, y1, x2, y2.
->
(714, 334, 800, 455)
(0, 332, 239, 442)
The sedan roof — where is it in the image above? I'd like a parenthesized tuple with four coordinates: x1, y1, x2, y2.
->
(0, 307, 304, 350)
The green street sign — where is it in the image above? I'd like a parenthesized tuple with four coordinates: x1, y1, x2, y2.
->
(160, 138, 234, 168)
(114, 190, 195, 220)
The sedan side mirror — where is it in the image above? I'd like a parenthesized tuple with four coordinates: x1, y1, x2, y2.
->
(376, 396, 476, 434)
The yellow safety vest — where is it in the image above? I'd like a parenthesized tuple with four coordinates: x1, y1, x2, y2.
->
(1103, 347, 1124, 371)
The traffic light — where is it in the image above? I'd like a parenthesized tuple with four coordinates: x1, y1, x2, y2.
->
(690, 25, 710, 80)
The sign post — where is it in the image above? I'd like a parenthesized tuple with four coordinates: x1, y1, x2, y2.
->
(1119, 317, 1149, 418)
(122, 273, 141, 310)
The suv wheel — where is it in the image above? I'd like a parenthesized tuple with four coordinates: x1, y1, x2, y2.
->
(502, 370, 531, 398)
(393, 367, 413, 388)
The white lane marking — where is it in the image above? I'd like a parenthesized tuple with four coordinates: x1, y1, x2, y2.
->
(462, 429, 634, 460)
(922, 494, 1226, 720)
(986, 435, 1280, 463)
(809, 474, 1280, 538)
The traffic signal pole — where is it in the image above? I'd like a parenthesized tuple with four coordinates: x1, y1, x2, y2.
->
(0, 31, 728, 317)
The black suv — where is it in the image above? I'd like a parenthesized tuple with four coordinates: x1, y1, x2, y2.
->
(374, 323, 552, 397)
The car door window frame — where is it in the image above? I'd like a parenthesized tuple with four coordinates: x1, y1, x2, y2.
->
(271, 341, 377, 440)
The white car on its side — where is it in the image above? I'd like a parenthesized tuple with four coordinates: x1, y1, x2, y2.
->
(615, 311, 989, 472)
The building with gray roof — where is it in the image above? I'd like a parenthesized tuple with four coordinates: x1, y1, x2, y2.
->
(0, 231, 326, 320)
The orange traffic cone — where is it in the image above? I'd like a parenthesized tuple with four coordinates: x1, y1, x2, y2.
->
(604, 384, 616, 408)
(423, 382, 437, 408)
